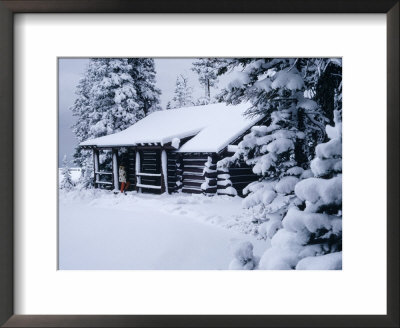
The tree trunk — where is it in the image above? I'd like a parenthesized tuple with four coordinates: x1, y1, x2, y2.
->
(207, 78, 210, 100)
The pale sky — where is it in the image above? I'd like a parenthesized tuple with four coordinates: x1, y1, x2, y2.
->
(58, 58, 222, 165)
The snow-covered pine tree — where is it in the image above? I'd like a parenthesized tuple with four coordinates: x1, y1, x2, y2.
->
(70, 58, 161, 187)
(216, 58, 341, 244)
(128, 58, 162, 115)
(168, 74, 194, 109)
(259, 109, 342, 270)
(60, 155, 74, 190)
(191, 58, 219, 104)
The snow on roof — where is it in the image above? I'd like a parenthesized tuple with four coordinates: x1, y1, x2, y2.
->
(80, 103, 264, 153)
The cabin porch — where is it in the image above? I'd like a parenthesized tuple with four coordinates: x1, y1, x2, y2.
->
(88, 146, 171, 194)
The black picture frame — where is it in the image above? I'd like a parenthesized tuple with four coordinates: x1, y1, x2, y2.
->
(0, 1, 398, 327)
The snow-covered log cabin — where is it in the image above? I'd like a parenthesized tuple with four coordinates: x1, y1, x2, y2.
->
(80, 103, 265, 196)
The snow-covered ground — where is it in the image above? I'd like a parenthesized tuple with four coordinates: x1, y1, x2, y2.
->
(59, 190, 268, 270)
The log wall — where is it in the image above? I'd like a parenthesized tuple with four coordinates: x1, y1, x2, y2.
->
(217, 162, 258, 196)
(180, 153, 208, 194)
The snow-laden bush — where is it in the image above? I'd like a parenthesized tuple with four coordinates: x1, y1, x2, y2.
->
(229, 241, 257, 270)
(259, 110, 342, 270)
(60, 155, 74, 191)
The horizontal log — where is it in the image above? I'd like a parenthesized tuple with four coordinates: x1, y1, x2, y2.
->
(183, 181, 203, 188)
(182, 174, 204, 181)
(218, 175, 254, 180)
(141, 178, 161, 185)
(216, 169, 253, 176)
(182, 188, 203, 194)
(182, 167, 204, 174)
(142, 164, 158, 169)
(217, 181, 232, 188)
(230, 175, 259, 183)
(182, 153, 210, 159)
(183, 177, 204, 183)
(95, 180, 113, 185)
(137, 172, 161, 177)
(232, 181, 256, 187)
(181, 160, 206, 166)
(182, 181, 217, 188)
(182, 156, 208, 163)
(136, 183, 161, 190)
(184, 164, 205, 169)
(183, 172, 204, 178)
(204, 172, 218, 179)
(141, 189, 162, 195)
(229, 165, 253, 170)
(229, 168, 254, 174)
(95, 171, 112, 175)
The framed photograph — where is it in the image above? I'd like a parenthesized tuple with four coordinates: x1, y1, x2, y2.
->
(0, 1, 398, 327)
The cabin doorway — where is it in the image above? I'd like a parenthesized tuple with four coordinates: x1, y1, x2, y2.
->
(137, 149, 162, 194)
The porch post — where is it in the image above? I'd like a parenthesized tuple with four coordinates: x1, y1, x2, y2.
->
(112, 148, 119, 191)
(161, 149, 168, 194)
(135, 151, 141, 193)
(93, 148, 100, 188)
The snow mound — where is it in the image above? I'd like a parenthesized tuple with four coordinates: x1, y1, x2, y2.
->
(295, 176, 342, 204)
(296, 252, 342, 270)
(282, 207, 340, 235)
(258, 246, 298, 270)
(171, 137, 180, 149)
(271, 70, 304, 91)
(275, 176, 299, 194)
(229, 241, 256, 270)
(227, 71, 251, 90)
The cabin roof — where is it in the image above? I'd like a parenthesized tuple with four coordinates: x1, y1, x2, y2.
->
(80, 102, 263, 153)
